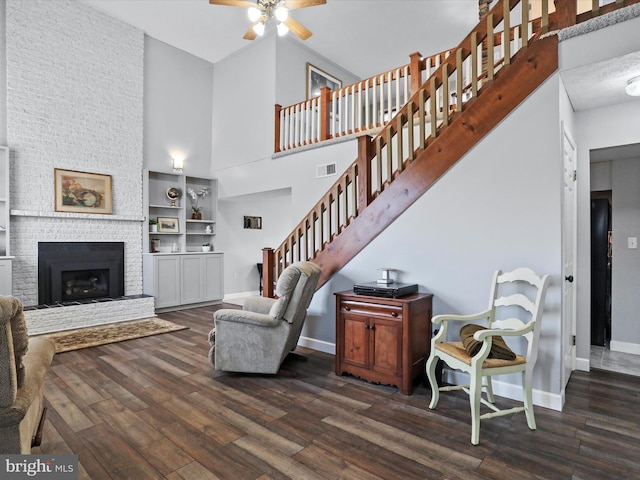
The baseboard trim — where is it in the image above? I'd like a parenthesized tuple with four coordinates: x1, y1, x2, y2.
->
(575, 356, 590, 372)
(298, 336, 335, 355)
(610, 340, 640, 356)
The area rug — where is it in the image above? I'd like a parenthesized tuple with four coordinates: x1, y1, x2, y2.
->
(37, 317, 188, 353)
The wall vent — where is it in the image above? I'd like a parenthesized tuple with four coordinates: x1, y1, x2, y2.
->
(316, 162, 337, 178)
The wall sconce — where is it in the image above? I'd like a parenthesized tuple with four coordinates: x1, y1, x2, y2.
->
(172, 156, 184, 172)
(625, 76, 640, 97)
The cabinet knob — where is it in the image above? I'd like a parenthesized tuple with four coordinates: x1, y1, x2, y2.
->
(391, 312, 398, 317)
(344, 306, 351, 311)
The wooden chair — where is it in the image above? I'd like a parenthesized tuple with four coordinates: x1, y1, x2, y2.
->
(425, 268, 550, 445)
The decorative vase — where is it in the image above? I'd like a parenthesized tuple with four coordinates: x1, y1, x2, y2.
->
(192, 212, 202, 220)
(202, 245, 212, 252)
(150, 224, 158, 233)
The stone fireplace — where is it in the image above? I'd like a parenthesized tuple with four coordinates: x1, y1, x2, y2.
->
(38, 242, 125, 305)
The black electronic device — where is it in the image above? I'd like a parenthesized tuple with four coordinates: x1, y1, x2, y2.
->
(353, 281, 418, 298)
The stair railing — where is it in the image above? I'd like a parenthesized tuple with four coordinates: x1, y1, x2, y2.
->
(274, 48, 456, 153)
(263, 0, 639, 295)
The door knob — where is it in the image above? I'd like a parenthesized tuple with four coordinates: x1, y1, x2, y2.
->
(565, 275, 574, 283)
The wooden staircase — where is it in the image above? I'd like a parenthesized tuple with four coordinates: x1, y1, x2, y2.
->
(261, 0, 639, 295)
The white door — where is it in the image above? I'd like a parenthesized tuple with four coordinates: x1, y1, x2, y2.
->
(562, 123, 577, 392)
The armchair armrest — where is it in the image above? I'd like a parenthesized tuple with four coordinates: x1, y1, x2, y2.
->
(473, 320, 534, 341)
(432, 309, 493, 325)
(241, 296, 276, 315)
(432, 309, 492, 344)
(214, 309, 280, 328)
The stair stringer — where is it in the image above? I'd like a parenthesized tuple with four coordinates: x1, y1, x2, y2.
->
(312, 35, 559, 289)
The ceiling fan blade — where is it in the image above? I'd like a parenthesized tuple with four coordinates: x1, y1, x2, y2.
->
(209, 0, 255, 8)
(243, 22, 259, 40)
(284, 0, 326, 10)
(284, 17, 313, 40)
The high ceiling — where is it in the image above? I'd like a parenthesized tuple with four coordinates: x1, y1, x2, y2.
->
(81, 0, 640, 111)
(82, 0, 479, 79)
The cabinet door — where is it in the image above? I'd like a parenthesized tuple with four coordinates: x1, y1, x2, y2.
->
(370, 318, 402, 376)
(155, 256, 181, 308)
(342, 314, 368, 368)
(180, 255, 204, 305)
(203, 254, 223, 301)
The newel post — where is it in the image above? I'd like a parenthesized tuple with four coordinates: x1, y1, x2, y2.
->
(356, 135, 374, 211)
(319, 86, 331, 142)
(262, 248, 275, 298)
(554, 0, 577, 29)
(409, 51, 424, 96)
(274, 104, 282, 153)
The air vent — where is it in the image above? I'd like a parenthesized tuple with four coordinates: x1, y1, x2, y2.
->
(316, 162, 337, 178)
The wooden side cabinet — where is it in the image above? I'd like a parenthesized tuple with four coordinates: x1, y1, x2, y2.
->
(335, 290, 433, 395)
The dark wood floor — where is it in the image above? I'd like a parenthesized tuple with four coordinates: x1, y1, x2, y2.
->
(34, 305, 640, 480)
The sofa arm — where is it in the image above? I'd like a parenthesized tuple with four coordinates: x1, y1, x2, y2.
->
(214, 309, 280, 328)
(241, 296, 276, 315)
(0, 337, 54, 428)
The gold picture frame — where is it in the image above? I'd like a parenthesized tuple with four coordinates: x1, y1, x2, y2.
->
(306, 62, 342, 99)
(54, 168, 113, 214)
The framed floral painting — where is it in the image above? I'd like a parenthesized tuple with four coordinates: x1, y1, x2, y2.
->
(54, 169, 113, 214)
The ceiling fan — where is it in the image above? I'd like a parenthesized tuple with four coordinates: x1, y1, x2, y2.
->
(209, 0, 326, 41)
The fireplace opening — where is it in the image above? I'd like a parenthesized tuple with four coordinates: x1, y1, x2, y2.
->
(38, 242, 124, 305)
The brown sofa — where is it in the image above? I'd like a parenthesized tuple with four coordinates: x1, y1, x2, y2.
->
(0, 296, 55, 453)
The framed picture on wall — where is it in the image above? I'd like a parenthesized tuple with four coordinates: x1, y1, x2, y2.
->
(306, 63, 342, 99)
(157, 217, 179, 233)
(54, 168, 113, 214)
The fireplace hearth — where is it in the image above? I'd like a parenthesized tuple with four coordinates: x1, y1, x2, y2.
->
(38, 242, 125, 305)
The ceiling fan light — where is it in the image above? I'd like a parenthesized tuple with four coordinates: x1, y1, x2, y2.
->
(277, 22, 289, 36)
(248, 6, 261, 22)
(275, 5, 289, 22)
(626, 76, 640, 97)
(253, 21, 266, 36)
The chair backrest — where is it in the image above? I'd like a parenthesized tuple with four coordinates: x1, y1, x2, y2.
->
(268, 261, 321, 325)
(486, 268, 550, 366)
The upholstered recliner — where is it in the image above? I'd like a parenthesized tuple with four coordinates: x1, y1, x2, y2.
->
(0, 296, 55, 453)
(208, 261, 321, 374)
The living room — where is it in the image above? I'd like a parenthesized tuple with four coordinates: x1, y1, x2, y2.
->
(2, 0, 640, 476)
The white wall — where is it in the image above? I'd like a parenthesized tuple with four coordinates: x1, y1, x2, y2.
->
(212, 35, 277, 171)
(6, 0, 144, 306)
(144, 36, 214, 177)
(574, 101, 640, 362)
(217, 188, 292, 295)
(611, 157, 640, 352)
(303, 75, 564, 406)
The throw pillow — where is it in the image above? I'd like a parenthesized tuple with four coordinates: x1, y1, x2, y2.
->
(460, 323, 516, 360)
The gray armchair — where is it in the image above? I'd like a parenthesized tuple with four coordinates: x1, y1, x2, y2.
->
(208, 261, 321, 374)
(0, 296, 55, 453)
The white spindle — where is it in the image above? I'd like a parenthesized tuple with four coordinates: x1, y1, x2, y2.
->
(395, 68, 401, 116)
(284, 107, 290, 149)
(379, 74, 385, 125)
(304, 101, 310, 145)
(356, 82, 362, 132)
(365, 79, 370, 129)
(331, 91, 337, 138)
(372, 76, 378, 128)
(403, 66, 409, 104)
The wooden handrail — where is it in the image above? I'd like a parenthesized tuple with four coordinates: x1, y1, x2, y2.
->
(263, 0, 639, 294)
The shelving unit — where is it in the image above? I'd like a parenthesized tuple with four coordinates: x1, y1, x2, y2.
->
(143, 170, 217, 253)
(0, 146, 13, 295)
(143, 169, 222, 311)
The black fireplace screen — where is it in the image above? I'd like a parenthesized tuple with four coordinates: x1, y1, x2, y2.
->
(38, 242, 124, 305)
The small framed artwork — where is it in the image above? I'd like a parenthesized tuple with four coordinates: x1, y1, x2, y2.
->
(244, 216, 262, 229)
(306, 63, 342, 99)
(157, 217, 179, 233)
(54, 168, 113, 214)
